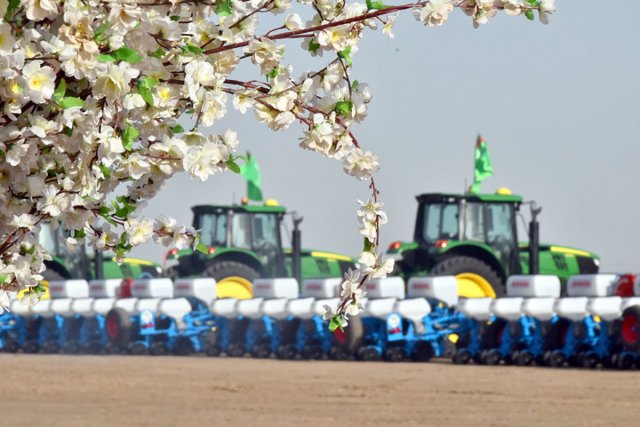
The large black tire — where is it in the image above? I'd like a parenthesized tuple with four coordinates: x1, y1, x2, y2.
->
(615, 305, 640, 352)
(430, 256, 504, 297)
(331, 316, 364, 356)
(105, 307, 131, 349)
(42, 268, 66, 282)
(204, 261, 259, 286)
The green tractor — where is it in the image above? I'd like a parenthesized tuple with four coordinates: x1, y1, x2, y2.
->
(164, 202, 354, 299)
(387, 191, 600, 298)
(36, 223, 162, 292)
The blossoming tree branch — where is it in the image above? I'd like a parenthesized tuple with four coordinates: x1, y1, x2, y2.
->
(0, 0, 554, 327)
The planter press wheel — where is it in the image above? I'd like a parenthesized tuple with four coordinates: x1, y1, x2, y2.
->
(105, 307, 131, 349)
(618, 306, 640, 352)
(331, 315, 363, 357)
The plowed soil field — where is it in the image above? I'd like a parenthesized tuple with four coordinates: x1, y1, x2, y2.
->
(0, 354, 636, 426)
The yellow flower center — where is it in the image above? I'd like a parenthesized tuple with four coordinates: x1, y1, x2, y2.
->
(29, 74, 44, 90)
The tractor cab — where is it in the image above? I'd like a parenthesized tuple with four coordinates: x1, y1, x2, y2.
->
(192, 204, 288, 277)
(414, 193, 522, 279)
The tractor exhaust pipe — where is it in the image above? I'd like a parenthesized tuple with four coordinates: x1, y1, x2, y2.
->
(529, 203, 542, 275)
(292, 213, 303, 287)
(95, 250, 104, 280)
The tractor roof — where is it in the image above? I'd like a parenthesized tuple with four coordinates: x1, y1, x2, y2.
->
(416, 192, 523, 204)
(191, 204, 287, 214)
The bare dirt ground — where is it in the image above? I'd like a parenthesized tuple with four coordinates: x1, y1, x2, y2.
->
(0, 354, 636, 427)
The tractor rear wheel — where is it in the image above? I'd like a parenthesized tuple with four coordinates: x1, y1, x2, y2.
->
(431, 256, 503, 298)
(204, 261, 258, 299)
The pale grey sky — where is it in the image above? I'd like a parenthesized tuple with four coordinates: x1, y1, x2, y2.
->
(132, 3, 640, 273)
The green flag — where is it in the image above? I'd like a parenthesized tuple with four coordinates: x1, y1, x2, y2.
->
(471, 135, 493, 193)
(239, 153, 263, 202)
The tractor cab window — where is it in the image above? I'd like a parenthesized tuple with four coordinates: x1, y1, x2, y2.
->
(38, 223, 60, 256)
(486, 203, 515, 244)
(421, 203, 459, 242)
(486, 203, 518, 268)
(231, 213, 252, 249)
(199, 213, 228, 247)
(38, 223, 87, 278)
(463, 202, 486, 242)
(251, 214, 280, 250)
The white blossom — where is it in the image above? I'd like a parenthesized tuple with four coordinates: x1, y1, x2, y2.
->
(20, 61, 56, 104)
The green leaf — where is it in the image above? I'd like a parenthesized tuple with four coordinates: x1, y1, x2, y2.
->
(266, 67, 279, 79)
(351, 80, 359, 90)
(524, 10, 535, 20)
(97, 54, 116, 63)
(170, 15, 181, 21)
(328, 315, 345, 333)
(122, 124, 139, 151)
(308, 40, 320, 55)
(226, 159, 241, 174)
(195, 241, 209, 254)
(59, 97, 84, 109)
(137, 76, 159, 107)
(334, 100, 353, 117)
(113, 47, 142, 64)
(94, 21, 110, 42)
(5, 0, 20, 19)
(365, 0, 387, 10)
(63, 126, 73, 137)
(0, 274, 7, 285)
(32, 283, 47, 295)
(98, 206, 111, 216)
(338, 47, 352, 67)
(53, 79, 67, 102)
(73, 229, 86, 239)
(149, 48, 165, 59)
(181, 44, 203, 55)
(99, 164, 111, 179)
(215, 0, 233, 16)
(363, 238, 373, 252)
(170, 124, 184, 134)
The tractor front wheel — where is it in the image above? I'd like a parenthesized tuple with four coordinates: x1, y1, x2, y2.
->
(431, 256, 503, 298)
(204, 261, 258, 299)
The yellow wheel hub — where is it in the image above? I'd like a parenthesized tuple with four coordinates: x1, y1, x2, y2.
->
(456, 273, 496, 298)
(216, 276, 253, 299)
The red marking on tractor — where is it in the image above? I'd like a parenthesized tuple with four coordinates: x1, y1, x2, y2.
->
(176, 284, 191, 291)
(256, 284, 271, 290)
(305, 283, 322, 291)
